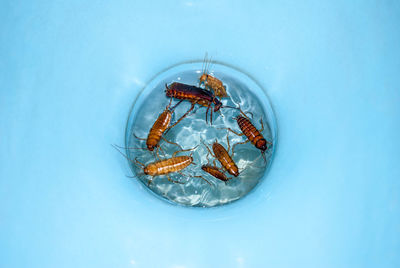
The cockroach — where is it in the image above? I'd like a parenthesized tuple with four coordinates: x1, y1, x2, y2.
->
(199, 55, 228, 98)
(132, 98, 189, 155)
(165, 82, 222, 124)
(142, 155, 192, 178)
(203, 135, 239, 177)
(113, 145, 210, 185)
(201, 165, 232, 183)
(198, 143, 234, 184)
(199, 74, 228, 98)
(145, 102, 173, 151)
(221, 108, 272, 161)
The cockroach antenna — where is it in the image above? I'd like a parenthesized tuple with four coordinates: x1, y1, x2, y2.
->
(201, 52, 208, 75)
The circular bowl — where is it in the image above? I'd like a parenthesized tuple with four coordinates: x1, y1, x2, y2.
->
(124, 61, 277, 207)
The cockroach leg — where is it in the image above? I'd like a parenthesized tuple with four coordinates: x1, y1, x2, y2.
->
(177, 170, 186, 177)
(166, 174, 184, 184)
(242, 110, 254, 120)
(177, 171, 205, 185)
(192, 175, 212, 186)
(165, 96, 173, 109)
(231, 140, 250, 156)
(213, 162, 225, 173)
(218, 166, 227, 173)
(170, 99, 183, 111)
(226, 133, 231, 153)
(134, 157, 146, 168)
(210, 104, 214, 125)
(168, 102, 196, 129)
(235, 104, 253, 119)
(154, 148, 162, 161)
(262, 152, 267, 163)
(133, 133, 146, 141)
(202, 141, 216, 158)
(161, 136, 183, 150)
(259, 118, 264, 132)
(213, 159, 218, 168)
(172, 145, 198, 157)
(158, 144, 166, 156)
(217, 127, 244, 137)
(177, 170, 211, 186)
(205, 152, 211, 165)
(205, 103, 210, 124)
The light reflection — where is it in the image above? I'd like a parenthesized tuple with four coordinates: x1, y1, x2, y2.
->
(123, 75, 145, 87)
(236, 256, 245, 267)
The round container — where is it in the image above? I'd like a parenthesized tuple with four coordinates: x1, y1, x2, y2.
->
(124, 61, 277, 207)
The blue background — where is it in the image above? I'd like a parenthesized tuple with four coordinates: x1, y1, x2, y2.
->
(1, 1, 399, 267)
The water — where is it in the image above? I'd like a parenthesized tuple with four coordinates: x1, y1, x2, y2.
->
(125, 62, 277, 207)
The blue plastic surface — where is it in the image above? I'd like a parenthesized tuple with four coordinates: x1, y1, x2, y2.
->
(1, 1, 400, 267)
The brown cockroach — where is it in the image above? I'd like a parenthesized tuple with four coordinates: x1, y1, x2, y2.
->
(201, 165, 232, 183)
(132, 98, 189, 154)
(142, 155, 192, 177)
(198, 144, 234, 184)
(221, 107, 272, 161)
(203, 135, 239, 177)
(165, 82, 223, 124)
(199, 74, 228, 98)
(199, 55, 228, 98)
(113, 145, 210, 185)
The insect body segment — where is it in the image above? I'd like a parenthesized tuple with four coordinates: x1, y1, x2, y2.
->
(236, 115, 269, 152)
(146, 107, 172, 151)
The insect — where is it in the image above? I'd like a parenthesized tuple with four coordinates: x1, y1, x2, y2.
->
(139, 154, 193, 184)
(198, 139, 235, 184)
(165, 82, 222, 124)
(132, 98, 189, 155)
(221, 107, 272, 161)
(199, 74, 227, 98)
(113, 145, 210, 185)
(203, 135, 239, 177)
(201, 165, 232, 183)
(199, 55, 228, 98)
